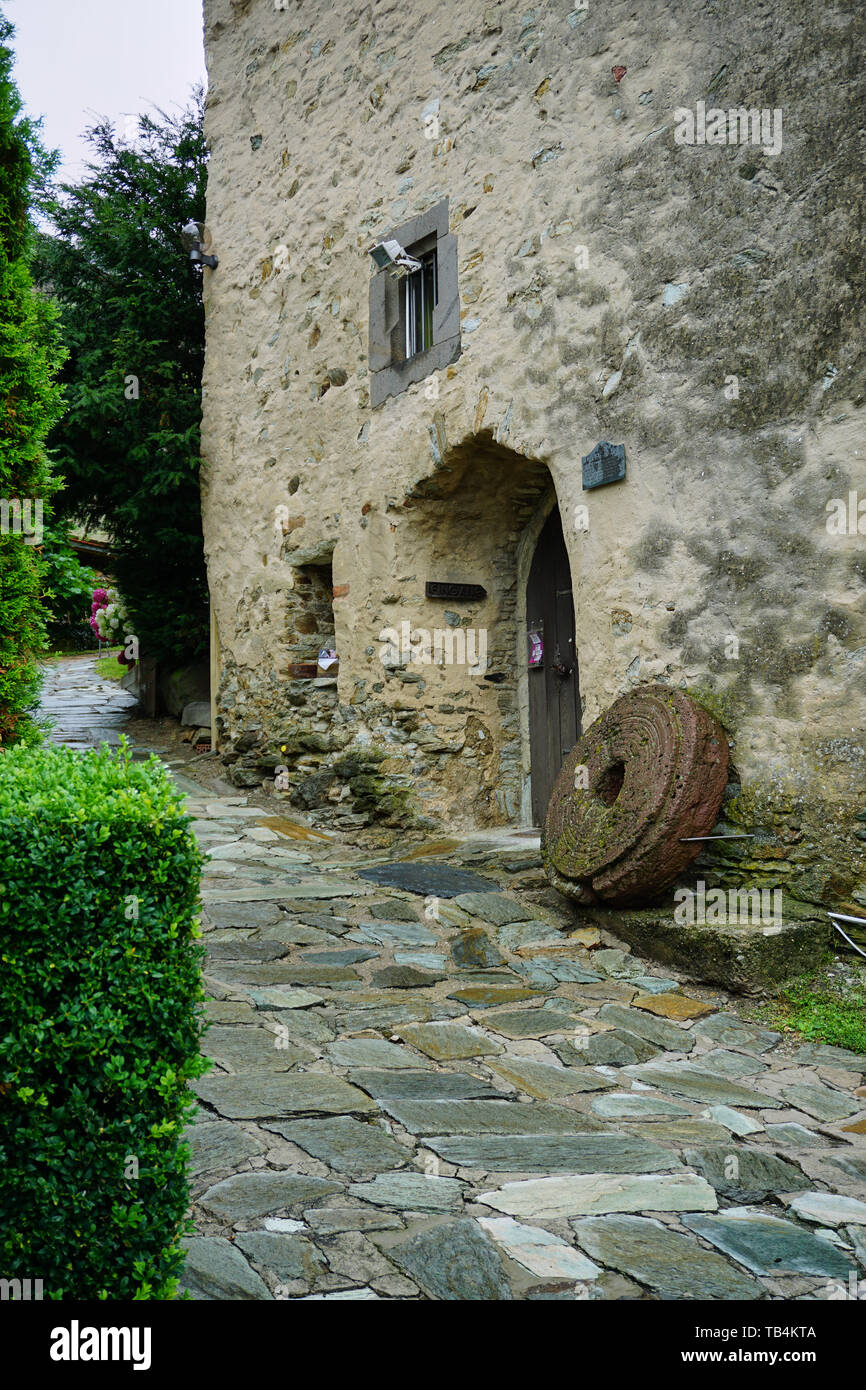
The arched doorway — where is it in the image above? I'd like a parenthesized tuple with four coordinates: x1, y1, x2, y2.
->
(526, 506, 582, 824)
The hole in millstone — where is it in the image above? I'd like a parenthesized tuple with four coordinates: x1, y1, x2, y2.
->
(596, 760, 626, 806)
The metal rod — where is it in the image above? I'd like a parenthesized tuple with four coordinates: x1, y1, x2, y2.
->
(678, 834, 756, 841)
(829, 918, 866, 959)
(827, 911, 866, 928)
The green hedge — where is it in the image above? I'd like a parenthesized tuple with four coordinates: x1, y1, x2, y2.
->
(0, 742, 208, 1299)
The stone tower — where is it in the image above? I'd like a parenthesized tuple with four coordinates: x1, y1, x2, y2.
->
(200, 0, 866, 912)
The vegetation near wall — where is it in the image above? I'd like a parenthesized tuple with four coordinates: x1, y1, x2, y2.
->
(0, 743, 208, 1299)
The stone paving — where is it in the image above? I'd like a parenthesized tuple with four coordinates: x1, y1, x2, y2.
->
(40, 653, 139, 751)
(38, 659, 866, 1301)
(183, 797, 866, 1302)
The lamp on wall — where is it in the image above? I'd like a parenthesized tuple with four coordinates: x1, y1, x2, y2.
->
(368, 238, 421, 279)
(181, 220, 218, 269)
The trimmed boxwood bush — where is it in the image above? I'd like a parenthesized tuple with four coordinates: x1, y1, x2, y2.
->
(0, 742, 208, 1299)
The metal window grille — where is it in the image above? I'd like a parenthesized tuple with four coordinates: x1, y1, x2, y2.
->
(404, 251, 438, 358)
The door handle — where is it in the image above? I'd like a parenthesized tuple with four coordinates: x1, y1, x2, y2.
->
(552, 643, 572, 678)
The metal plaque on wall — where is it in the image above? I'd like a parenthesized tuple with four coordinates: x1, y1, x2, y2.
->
(581, 441, 626, 490)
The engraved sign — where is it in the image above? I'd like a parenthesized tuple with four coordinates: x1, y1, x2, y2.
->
(425, 581, 487, 601)
(581, 441, 626, 490)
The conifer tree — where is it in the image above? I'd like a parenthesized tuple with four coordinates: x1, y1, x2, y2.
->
(0, 9, 64, 743)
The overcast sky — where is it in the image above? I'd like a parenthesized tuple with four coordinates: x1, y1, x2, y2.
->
(5, 0, 206, 182)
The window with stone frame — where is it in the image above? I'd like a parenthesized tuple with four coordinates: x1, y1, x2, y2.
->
(368, 196, 461, 408)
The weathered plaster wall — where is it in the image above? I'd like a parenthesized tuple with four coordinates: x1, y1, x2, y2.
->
(200, 0, 866, 907)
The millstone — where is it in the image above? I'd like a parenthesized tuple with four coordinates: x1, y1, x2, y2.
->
(542, 685, 728, 906)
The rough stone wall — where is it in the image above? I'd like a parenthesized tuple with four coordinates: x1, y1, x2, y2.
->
(200, 0, 866, 907)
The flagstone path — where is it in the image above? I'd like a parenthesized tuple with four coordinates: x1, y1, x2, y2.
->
(184, 793, 866, 1302)
(40, 653, 139, 751)
(38, 659, 866, 1300)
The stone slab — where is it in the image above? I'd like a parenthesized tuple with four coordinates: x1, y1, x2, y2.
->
(302, 948, 378, 965)
(199, 1171, 341, 1220)
(373, 965, 446, 989)
(378, 1098, 603, 1136)
(350, 1069, 504, 1101)
(203, 901, 285, 928)
(179, 1236, 273, 1300)
(572, 1215, 760, 1299)
(703, 1105, 764, 1135)
(202, 882, 364, 904)
(623, 1061, 783, 1109)
(621, 1120, 732, 1147)
(394, 951, 448, 969)
(596, 1002, 695, 1053)
(478, 1217, 600, 1281)
(396, 1022, 504, 1059)
(348, 1172, 465, 1212)
(780, 1082, 861, 1122)
(697, 1049, 767, 1079)
(427, 1132, 683, 1173)
(369, 899, 421, 921)
(202, 1025, 311, 1072)
(496, 921, 562, 951)
(265, 1116, 408, 1173)
(194, 1073, 377, 1119)
(682, 1209, 857, 1278)
(325, 1038, 424, 1069)
(356, 921, 439, 946)
(590, 1093, 692, 1120)
(683, 1145, 805, 1200)
(357, 863, 497, 897)
(450, 928, 506, 968)
(692, 1013, 781, 1052)
(339, 1002, 463, 1032)
(235, 1232, 329, 1282)
(204, 940, 289, 961)
(794, 1043, 866, 1073)
(764, 1123, 827, 1148)
(788, 1192, 866, 1226)
(246, 987, 325, 1010)
(478, 1006, 579, 1037)
(479, 1172, 718, 1218)
(385, 1219, 513, 1299)
(592, 909, 829, 995)
(555, 1030, 659, 1067)
(632, 993, 716, 1021)
(186, 1120, 265, 1176)
(486, 1058, 616, 1099)
(447, 986, 542, 1007)
(304, 1207, 404, 1235)
(453, 892, 534, 925)
(215, 963, 360, 985)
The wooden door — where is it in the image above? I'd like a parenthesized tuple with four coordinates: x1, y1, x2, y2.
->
(527, 507, 581, 825)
